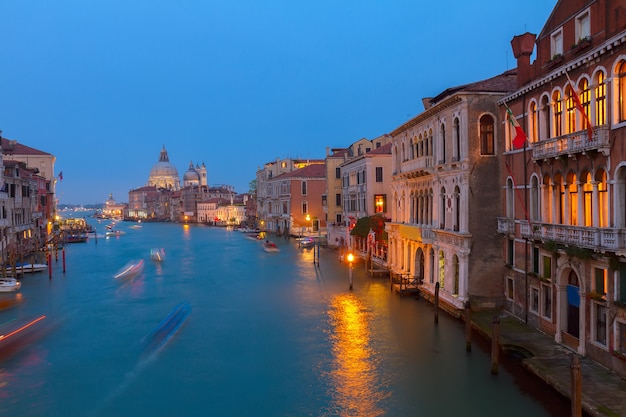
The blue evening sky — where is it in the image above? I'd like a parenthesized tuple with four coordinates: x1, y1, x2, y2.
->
(0, 1, 555, 205)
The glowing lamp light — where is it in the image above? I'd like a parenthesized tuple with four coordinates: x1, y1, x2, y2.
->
(347, 253, 354, 263)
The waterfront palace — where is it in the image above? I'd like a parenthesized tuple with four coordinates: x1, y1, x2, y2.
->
(2, 0, 626, 379)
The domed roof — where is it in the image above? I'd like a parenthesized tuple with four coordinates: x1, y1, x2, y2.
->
(150, 146, 179, 178)
(183, 161, 200, 181)
(148, 146, 180, 190)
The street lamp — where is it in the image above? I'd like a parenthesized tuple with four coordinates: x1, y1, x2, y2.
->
(347, 253, 354, 290)
(305, 214, 311, 234)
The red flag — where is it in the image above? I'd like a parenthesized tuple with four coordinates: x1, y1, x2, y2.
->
(58, 171, 63, 181)
(506, 106, 528, 149)
(566, 72, 594, 141)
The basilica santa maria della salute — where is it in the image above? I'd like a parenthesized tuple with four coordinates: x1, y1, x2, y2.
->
(127, 146, 245, 224)
(146, 145, 207, 190)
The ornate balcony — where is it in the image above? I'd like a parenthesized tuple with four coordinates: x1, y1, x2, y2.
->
(519, 220, 626, 253)
(532, 126, 610, 161)
(386, 222, 434, 244)
(497, 217, 515, 234)
(398, 156, 434, 179)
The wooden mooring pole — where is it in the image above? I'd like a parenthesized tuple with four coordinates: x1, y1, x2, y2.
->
(434, 282, 440, 324)
(491, 315, 500, 374)
(62, 247, 66, 273)
(571, 356, 582, 417)
(464, 301, 472, 352)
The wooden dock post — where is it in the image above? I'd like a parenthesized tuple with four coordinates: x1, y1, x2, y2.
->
(571, 356, 582, 417)
(62, 248, 66, 273)
(434, 282, 440, 324)
(464, 301, 472, 352)
(491, 315, 500, 374)
(48, 253, 52, 279)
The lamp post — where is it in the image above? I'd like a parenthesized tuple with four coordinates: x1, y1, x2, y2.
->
(347, 253, 354, 290)
(305, 214, 311, 235)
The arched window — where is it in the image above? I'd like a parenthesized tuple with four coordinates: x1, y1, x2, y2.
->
(301, 181, 307, 196)
(506, 178, 514, 217)
(428, 129, 433, 157)
(480, 114, 495, 155)
(582, 171, 592, 227)
(409, 138, 415, 160)
(565, 85, 577, 134)
(454, 186, 460, 231)
(543, 175, 553, 223)
(618, 61, 626, 123)
(579, 78, 591, 133)
(439, 251, 445, 288)
(453, 117, 461, 161)
(554, 174, 564, 224)
(567, 172, 578, 226)
(401, 143, 406, 162)
(440, 187, 446, 229)
(597, 169, 608, 227)
(440, 123, 446, 163)
(530, 176, 540, 221)
(595, 70, 606, 126)
(541, 95, 551, 139)
(615, 167, 626, 228)
(453, 255, 459, 295)
(529, 102, 538, 142)
(552, 91, 563, 137)
(418, 134, 423, 157)
(430, 248, 435, 283)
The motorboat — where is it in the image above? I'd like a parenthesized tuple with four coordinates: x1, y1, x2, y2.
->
(113, 260, 144, 280)
(299, 237, 315, 248)
(0, 278, 21, 292)
(263, 240, 280, 253)
(150, 248, 166, 262)
(142, 301, 191, 355)
(7, 262, 48, 274)
(105, 230, 126, 238)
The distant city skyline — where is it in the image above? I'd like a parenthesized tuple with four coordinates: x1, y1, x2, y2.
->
(0, 1, 556, 204)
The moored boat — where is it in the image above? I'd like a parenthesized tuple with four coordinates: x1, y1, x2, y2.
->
(0, 277, 21, 292)
(7, 263, 48, 274)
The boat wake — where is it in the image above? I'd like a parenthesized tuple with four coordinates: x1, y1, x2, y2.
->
(87, 301, 192, 416)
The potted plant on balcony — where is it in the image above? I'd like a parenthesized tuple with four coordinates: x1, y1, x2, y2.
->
(547, 53, 564, 68)
(571, 36, 592, 53)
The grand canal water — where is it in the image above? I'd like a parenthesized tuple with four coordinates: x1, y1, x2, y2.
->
(0, 221, 574, 417)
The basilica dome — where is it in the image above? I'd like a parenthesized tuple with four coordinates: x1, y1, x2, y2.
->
(183, 161, 201, 187)
(148, 146, 180, 190)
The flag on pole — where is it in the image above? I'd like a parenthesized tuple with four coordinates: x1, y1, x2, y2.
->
(565, 71, 594, 141)
(58, 171, 63, 181)
(505, 105, 528, 149)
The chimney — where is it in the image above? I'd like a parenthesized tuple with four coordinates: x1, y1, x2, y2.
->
(422, 98, 433, 110)
(511, 32, 536, 87)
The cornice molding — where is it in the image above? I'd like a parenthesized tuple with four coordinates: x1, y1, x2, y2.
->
(501, 32, 626, 104)
(390, 96, 463, 137)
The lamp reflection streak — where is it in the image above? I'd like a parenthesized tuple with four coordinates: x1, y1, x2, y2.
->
(326, 294, 386, 417)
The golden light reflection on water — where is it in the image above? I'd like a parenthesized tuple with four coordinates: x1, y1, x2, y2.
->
(326, 293, 387, 417)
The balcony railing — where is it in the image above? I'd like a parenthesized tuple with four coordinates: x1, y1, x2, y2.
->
(532, 126, 610, 160)
(399, 157, 433, 177)
(497, 217, 515, 234)
(519, 220, 626, 251)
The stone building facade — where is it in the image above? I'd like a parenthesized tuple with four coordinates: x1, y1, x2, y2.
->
(386, 70, 518, 312)
(500, 0, 626, 377)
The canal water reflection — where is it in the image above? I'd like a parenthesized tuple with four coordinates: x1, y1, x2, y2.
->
(0, 223, 574, 416)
